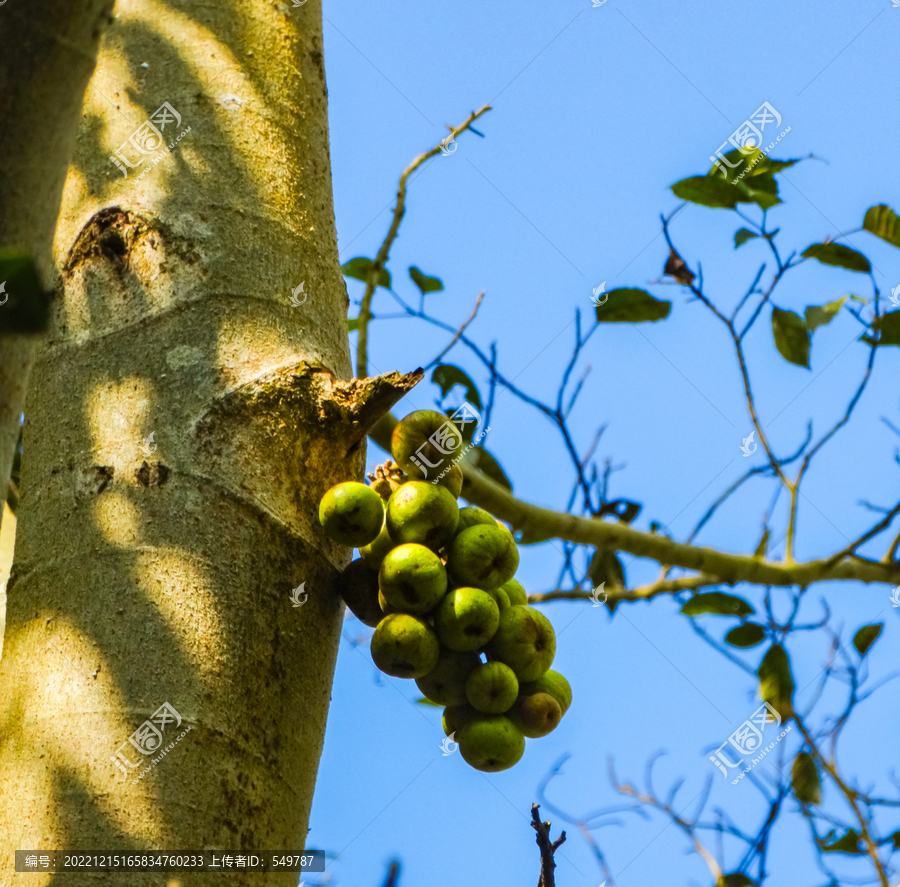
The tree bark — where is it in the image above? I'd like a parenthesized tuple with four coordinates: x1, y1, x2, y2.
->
(0, 0, 114, 530)
(0, 1, 400, 882)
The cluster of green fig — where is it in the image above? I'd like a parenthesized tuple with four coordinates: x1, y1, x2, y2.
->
(318, 409, 571, 773)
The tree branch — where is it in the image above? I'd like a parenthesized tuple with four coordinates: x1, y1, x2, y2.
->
(531, 803, 566, 887)
(528, 574, 714, 605)
(356, 105, 492, 378)
(369, 414, 900, 589)
(425, 290, 486, 369)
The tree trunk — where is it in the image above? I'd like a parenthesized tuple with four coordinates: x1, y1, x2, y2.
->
(0, 0, 114, 530)
(0, 2, 406, 882)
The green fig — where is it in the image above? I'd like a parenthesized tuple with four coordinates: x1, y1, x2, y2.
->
(391, 409, 465, 479)
(336, 558, 382, 627)
(318, 482, 385, 547)
(416, 648, 481, 706)
(386, 481, 459, 549)
(465, 661, 519, 714)
(434, 587, 500, 651)
(442, 703, 479, 737)
(458, 715, 525, 772)
(498, 578, 528, 606)
(485, 586, 511, 611)
(455, 506, 497, 535)
(446, 523, 519, 590)
(520, 669, 572, 715)
(379, 543, 448, 614)
(378, 589, 399, 616)
(359, 518, 395, 569)
(434, 464, 464, 498)
(488, 605, 556, 682)
(507, 692, 562, 738)
(370, 613, 440, 678)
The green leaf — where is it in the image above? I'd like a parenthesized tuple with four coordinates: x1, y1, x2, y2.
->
(791, 752, 821, 804)
(757, 643, 794, 720)
(863, 204, 900, 248)
(588, 547, 626, 590)
(341, 257, 391, 289)
(802, 243, 871, 274)
(595, 288, 671, 323)
(734, 228, 758, 248)
(468, 446, 512, 492)
(347, 317, 359, 333)
(431, 365, 482, 410)
(673, 150, 797, 212)
(409, 266, 443, 294)
(804, 296, 846, 332)
(866, 311, 900, 347)
(891, 831, 900, 850)
(714, 148, 799, 182)
(756, 157, 799, 176)
(681, 592, 754, 618)
(772, 307, 810, 368)
(716, 874, 753, 887)
(596, 499, 642, 524)
(737, 174, 781, 211)
(852, 623, 882, 656)
(0, 249, 49, 334)
(672, 175, 740, 209)
(821, 829, 863, 854)
(415, 696, 442, 707)
(725, 623, 766, 648)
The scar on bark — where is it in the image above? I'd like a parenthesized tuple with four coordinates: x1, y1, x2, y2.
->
(135, 461, 170, 487)
(301, 365, 425, 456)
(63, 206, 154, 275)
(75, 465, 114, 501)
(192, 363, 424, 473)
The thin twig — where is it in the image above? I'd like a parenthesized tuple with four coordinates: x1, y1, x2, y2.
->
(356, 105, 492, 377)
(425, 290, 486, 369)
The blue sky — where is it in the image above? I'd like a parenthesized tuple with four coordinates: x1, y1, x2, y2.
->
(308, 1, 900, 884)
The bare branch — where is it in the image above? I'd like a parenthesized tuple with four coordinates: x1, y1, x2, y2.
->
(531, 804, 566, 887)
(356, 104, 492, 377)
(425, 290, 486, 369)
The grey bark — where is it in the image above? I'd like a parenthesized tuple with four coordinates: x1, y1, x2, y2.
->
(0, 2, 412, 882)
